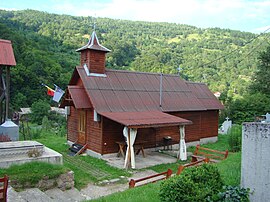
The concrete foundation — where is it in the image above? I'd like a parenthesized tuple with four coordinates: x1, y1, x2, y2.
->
(0, 141, 63, 168)
(241, 122, 270, 202)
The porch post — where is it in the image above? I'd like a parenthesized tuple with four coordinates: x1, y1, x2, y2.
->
(178, 125, 187, 160)
(123, 127, 137, 169)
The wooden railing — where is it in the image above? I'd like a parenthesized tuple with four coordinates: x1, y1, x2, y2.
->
(0, 175, 9, 202)
(192, 145, 228, 163)
(177, 158, 210, 175)
(129, 169, 173, 188)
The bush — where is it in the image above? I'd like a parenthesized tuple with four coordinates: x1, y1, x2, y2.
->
(228, 125, 242, 152)
(159, 164, 224, 202)
(212, 185, 250, 202)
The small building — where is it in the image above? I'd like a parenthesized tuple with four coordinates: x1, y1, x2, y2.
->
(61, 31, 223, 168)
(0, 39, 16, 123)
(0, 39, 18, 142)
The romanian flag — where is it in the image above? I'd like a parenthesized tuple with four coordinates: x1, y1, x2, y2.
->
(42, 84, 55, 96)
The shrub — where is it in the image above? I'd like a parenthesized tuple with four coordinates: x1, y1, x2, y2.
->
(228, 125, 242, 152)
(212, 185, 250, 202)
(159, 164, 224, 202)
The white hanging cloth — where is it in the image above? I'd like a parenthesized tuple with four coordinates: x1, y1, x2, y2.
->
(178, 125, 187, 160)
(123, 127, 137, 169)
(123, 126, 128, 143)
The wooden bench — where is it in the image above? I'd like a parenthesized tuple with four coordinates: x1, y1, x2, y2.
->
(129, 169, 172, 188)
(177, 158, 210, 175)
(116, 141, 146, 158)
(191, 145, 228, 163)
(0, 175, 8, 202)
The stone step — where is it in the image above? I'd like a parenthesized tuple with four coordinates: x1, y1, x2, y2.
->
(62, 188, 86, 202)
(18, 188, 54, 202)
(7, 187, 27, 202)
(45, 188, 74, 202)
(69, 144, 83, 153)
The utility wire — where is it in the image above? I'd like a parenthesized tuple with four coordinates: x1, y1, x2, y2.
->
(201, 27, 270, 67)
(245, 33, 270, 58)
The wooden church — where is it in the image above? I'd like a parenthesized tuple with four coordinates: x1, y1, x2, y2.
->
(60, 31, 223, 167)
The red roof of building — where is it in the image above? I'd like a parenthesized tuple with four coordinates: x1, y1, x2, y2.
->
(99, 111, 192, 128)
(68, 86, 92, 109)
(71, 67, 223, 113)
(187, 82, 224, 110)
(0, 39, 16, 66)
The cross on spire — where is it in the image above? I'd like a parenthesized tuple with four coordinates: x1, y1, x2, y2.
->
(93, 14, 96, 31)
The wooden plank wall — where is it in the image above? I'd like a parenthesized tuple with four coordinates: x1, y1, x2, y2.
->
(170, 110, 219, 142)
(68, 109, 219, 154)
(86, 109, 103, 153)
(67, 106, 78, 143)
(200, 110, 219, 138)
(155, 126, 179, 144)
(136, 128, 156, 148)
(170, 111, 202, 142)
(101, 110, 219, 154)
(102, 117, 123, 154)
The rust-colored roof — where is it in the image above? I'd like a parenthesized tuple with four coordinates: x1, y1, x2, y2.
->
(76, 31, 110, 53)
(99, 111, 192, 128)
(68, 86, 92, 109)
(187, 82, 224, 110)
(0, 39, 16, 66)
(73, 68, 223, 113)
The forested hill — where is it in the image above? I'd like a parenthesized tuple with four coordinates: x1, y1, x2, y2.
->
(0, 9, 269, 110)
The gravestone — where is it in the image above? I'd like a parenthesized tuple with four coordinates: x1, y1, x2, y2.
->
(220, 117, 232, 134)
(241, 122, 270, 201)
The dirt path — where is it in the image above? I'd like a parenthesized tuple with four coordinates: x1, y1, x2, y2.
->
(80, 169, 159, 200)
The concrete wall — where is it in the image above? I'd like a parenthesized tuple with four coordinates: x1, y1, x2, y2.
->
(241, 122, 270, 202)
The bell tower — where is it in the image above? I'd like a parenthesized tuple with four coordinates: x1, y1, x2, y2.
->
(76, 31, 110, 74)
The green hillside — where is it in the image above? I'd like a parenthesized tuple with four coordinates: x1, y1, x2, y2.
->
(0, 9, 269, 110)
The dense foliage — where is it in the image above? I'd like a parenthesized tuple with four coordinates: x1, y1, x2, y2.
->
(221, 45, 270, 124)
(0, 9, 269, 112)
(159, 164, 224, 201)
(30, 99, 51, 124)
(250, 46, 270, 96)
(212, 185, 250, 202)
(227, 125, 242, 152)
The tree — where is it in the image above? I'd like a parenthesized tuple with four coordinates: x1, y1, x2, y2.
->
(30, 100, 50, 124)
(227, 93, 270, 124)
(250, 45, 270, 96)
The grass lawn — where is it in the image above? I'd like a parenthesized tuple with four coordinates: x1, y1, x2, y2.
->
(0, 161, 68, 187)
(216, 151, 241, 186)
(5, 131, 240, 199)
(91, 182, 162, 202)
(91, 134, 241, 202)
(37, 134, 131, 189)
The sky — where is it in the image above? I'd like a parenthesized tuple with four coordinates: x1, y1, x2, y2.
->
(1, 0, 270, 33)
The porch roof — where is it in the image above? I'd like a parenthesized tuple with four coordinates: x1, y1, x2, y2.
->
(99, 111, 192, 129)
(68, 86, 92, 109)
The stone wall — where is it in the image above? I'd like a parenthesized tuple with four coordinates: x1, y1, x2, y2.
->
(11, 171, 74, 191)
(241, 122, 270, 202)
